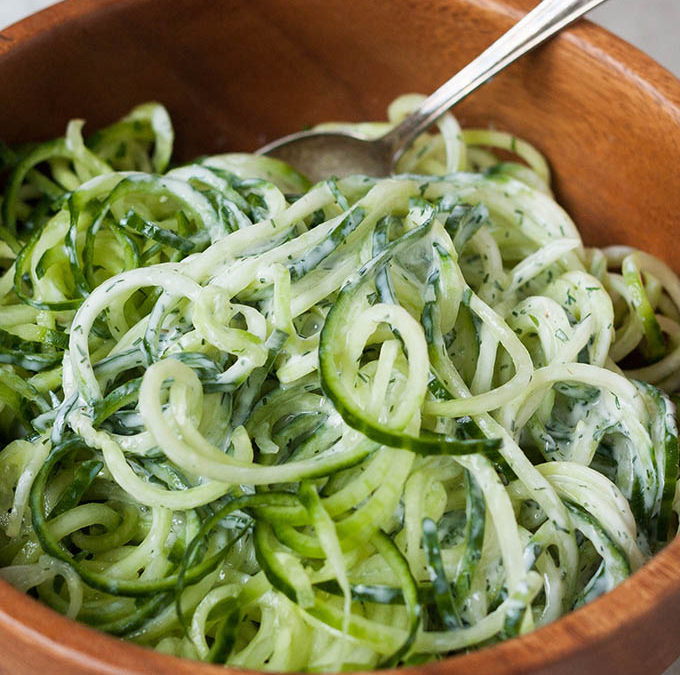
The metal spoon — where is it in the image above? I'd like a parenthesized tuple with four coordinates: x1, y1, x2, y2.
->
(257, 0, 608, 181)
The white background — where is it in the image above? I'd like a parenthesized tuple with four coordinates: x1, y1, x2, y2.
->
(1, 0, 679, 673)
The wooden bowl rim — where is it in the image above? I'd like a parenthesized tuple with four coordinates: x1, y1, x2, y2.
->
(0, 0, 679, 673)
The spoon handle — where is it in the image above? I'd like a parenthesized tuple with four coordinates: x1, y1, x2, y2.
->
(382, 0, 609, 163)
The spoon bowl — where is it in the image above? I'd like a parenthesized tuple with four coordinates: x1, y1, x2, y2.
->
(259, 131, 392, 183)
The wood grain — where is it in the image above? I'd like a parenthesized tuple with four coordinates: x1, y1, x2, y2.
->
(0, 0, 679, 673)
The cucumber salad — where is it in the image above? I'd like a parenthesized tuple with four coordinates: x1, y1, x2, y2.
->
(0, 96, 678, 670)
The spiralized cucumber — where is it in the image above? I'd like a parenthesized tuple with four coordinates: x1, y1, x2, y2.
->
(0, 97, 678, 672)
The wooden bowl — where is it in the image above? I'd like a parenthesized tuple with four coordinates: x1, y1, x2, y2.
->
(1, 0, 679, 673)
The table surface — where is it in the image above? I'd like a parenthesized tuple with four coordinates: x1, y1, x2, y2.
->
(1, 1, 679, 674)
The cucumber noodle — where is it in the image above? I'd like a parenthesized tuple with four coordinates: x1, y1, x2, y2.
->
(0, 96, 678, 670)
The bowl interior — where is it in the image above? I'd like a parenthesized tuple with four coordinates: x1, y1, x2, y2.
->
(1, 0, 680, 673)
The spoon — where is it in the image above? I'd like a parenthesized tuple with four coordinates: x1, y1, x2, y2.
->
(257, 0, 609, 181)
